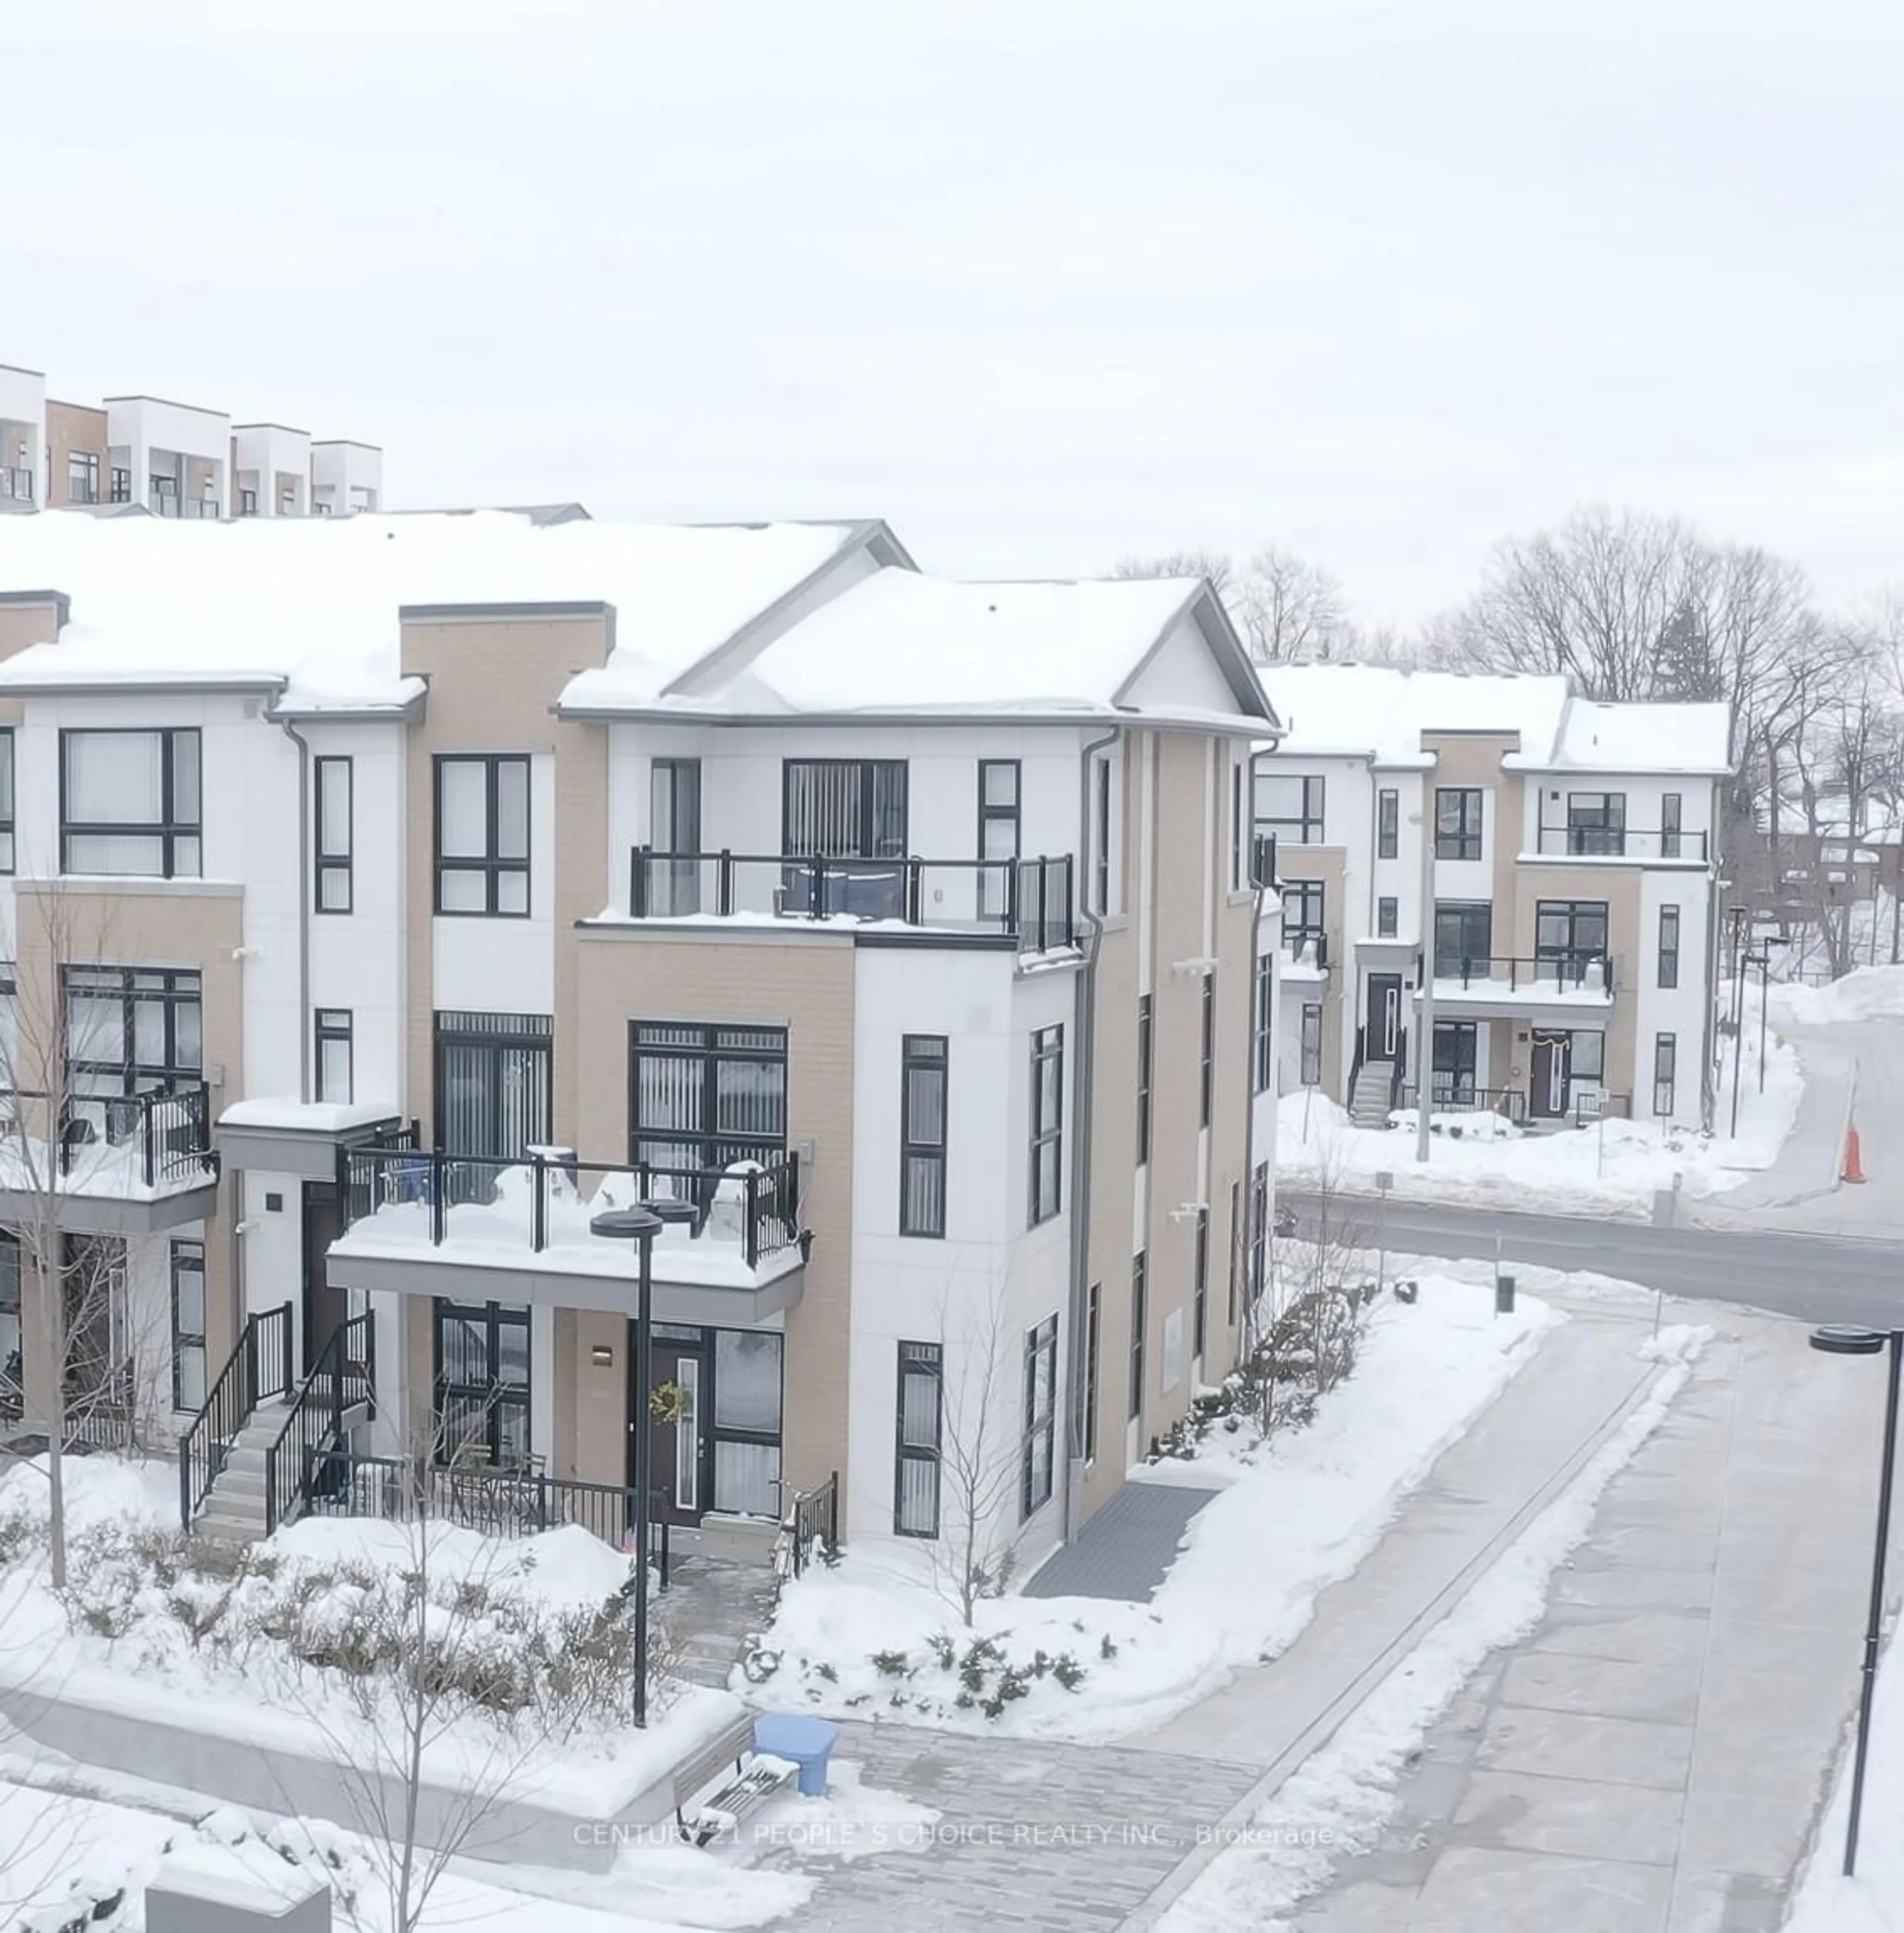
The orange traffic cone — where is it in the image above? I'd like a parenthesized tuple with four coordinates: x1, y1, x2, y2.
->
(1844, 1123, 1867, 1185)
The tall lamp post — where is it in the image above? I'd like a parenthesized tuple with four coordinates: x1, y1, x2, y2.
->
(592, 1199, 700, 1728)
(1807, 1323, 1903, 1876)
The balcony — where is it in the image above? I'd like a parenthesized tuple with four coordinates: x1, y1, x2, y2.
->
(1422, 953, 1617, 1018)
(0, 1082, 218, 1234)
(326, 1145, 810, 1325)
(1531, 824, 1709, 863)
(626, 848, 1078, 954)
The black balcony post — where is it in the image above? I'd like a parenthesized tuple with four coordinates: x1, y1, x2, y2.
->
(430, 1151, 446, 1245)
(905, 856, 923, 925)
(714, 849, 732, 916)
(531, 1154, 547, 1253)
(745, 1167, 761, 1269)
(630, 846, 648, 919)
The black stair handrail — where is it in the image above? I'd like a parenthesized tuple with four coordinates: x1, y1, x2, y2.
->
(262, 1310, 377, 1536)
(178, 1302, 294, 1530)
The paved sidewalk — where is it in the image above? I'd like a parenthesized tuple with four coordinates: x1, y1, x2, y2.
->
(1023, 1480, 1221, 1602)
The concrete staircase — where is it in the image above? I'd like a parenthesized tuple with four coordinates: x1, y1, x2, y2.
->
(190, 1397, 295, 1544)
(1349, 1059, 1396, 1130)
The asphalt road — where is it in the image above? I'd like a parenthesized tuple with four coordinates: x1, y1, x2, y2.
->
(1279, 1189, 1904, 1329)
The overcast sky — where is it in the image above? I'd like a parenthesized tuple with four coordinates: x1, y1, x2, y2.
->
(12, 0, 1904, 630)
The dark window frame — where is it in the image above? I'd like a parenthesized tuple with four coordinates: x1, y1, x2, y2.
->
(1092, 756, 1113, 913)
(1252, 954, 1274, 1094)
(1376, 895, 1398, 937)
(1136, 994, 1154, 1164)
(1653, 1033, 1677, 1117)
(781, 757, 909, 859)
(629, 1020, 787, 1173)
(1661, 792, 1683, 860)
(647, 757, 703, 916)
(1199, 973, 1216, 1130)
(1082, 1281, 1101, 1463)
(1193, 1208, 1210, 1359)
(314, 755, 353, 914)
(434, 1009, 553, 1159)
(1029, 1024, 1064, 1227)
(433, 753, 532, 918)
(1300, 1002, 1323, 1086)
(109, 466, 131, 504)
(1434, 786, 1484, 861)
(169, 1238, 206, 1414)
(67, 450, 100, 505)
(1432, 901, 1494, 979)
(1284, 878, 1325, 959)
(433, 1297, 531, 1466)
(1431, 1020, 1479, 1105)
(1021, 1314, 1058, 1520)
(1566, 791, 1628, 857)
(1535, 899, 1610, 976)
(60, 726, 202, 880)
(899, 1033, 948, 1238)
(64, 965, 202, 1102)
(978, 759, 1022, 920)
(1249, 1162, 1269, 1305)
(1129, 1250, 1147, 1422)
(1658, 905, 1681, 990)
(1377, 787, 1399, 860)
(894, 1339, 943, 1537)
(315, 1008, 353, 1106)
(1257, 773, 1326, 846)
(238, 486, 259, 517)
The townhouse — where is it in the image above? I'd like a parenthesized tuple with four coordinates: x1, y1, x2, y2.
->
(0, 360, 379, 518)
(0, 509, 1282, 1574)
(1253, 664, 1730, 1130)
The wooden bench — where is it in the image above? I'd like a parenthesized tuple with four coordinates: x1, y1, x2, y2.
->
(671, 1714, 792, 1847)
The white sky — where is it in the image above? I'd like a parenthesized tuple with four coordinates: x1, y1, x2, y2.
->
(12, 0, 1904, 630)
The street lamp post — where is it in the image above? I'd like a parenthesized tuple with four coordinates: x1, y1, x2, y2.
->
(592, 1199, 700, 1728)
(1807, 1323, 1904, 1876)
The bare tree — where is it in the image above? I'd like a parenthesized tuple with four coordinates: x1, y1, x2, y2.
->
(923, 1292, 1025, 1628)
(1233, 545, 1350, 663)
(1110, 547, 1234, 593)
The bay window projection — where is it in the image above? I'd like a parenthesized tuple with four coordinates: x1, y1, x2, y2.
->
(61, 728, 201, 877)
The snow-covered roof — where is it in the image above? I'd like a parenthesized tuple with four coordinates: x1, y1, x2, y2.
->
(1523, 698, 1732, 776)
(0, 511, 877, 713)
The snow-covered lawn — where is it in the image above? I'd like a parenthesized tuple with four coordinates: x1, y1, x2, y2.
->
(747, 1274, 1559, 1742)
(1769, 962, 1904, 1027)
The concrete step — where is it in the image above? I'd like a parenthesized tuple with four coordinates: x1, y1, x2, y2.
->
(194, 1510, 269, 1545)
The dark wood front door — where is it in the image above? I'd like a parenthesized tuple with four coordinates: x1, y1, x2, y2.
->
(302, 1181, 349, 1374)
(633, 1333, 711, 1528)
(1365, 974, 1403, 1060)
(1530, 1033, 1569, 1118)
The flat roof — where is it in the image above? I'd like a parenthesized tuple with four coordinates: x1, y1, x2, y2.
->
(102, 393, 229, 416)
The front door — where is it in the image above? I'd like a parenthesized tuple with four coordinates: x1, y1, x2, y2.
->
(302, 1181, 348, 1375)
(634, 1331, 711, 1528)
(1365, 974, 1403, 1060)
(1530, 1032, 1570, 1118)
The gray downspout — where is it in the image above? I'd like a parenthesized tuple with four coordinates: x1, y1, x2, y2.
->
(1062, 721, 1123, 1548)
(1243, 746, 1273, 1336)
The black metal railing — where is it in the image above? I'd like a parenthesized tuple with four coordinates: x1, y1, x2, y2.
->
(786, 1470, 839, 1577)
(337, 1144, 806, 1272)
(1250, 832, 1278, 888)
(178, 1301, 294, 1530)
(1533, 824, 1708, 862)
(1397, 1084, 1529, 1124)
(1433, 954, 1615, 996)
(1283, 930, 1329, 969)
(263, 1309, 377, 1535)
(628, 847, 1077, 952)
(58, 1081, 216, 1188)
(1571, 1090, 1633, 1127)
(1388, 1027, 1408, 1112)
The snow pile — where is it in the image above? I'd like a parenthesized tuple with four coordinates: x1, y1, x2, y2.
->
(748, 1275, 1557, 1742)
(1769, 964, 1904, 1027)
(1384, 1107, 1520, 1143)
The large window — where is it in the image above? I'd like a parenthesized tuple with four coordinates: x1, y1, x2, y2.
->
(1377, 787, 1399, 860)
(648, 757, 702, 916)
(1535, 901, 1609, 979)
(713, 1330, 783, 1516)
(1658, 906, 1681, 990)
(1434, 787, 1483, 861)
(1300, 1003, 1323, 1086)
(783, 759, 907, 859)
(434, 755, 530, 916)
(630, 1022, 786, 1174)
(1193, 1208, 1210, 1359)
(1653, 1034, 1677, 1118)
(61, 728, 201, 878)
(899, 1035, 948, 1238)
(435, 1010, 552, 1159)
(170, 1239, 206, 1412)
(1082, 1283, 1101, 1463)
(109, 466, 130, 505)
(1199, 974, 1216, 1130)
(978, 760, 1020, 920)
(435, 1299, 531, 1464)
(1258, 773, 1325, 846)
(0, 728, 13, 873)
(1136, 994, 1154, 1163)
(316, 1009, 353, 1105)
(1566, 792, 1627, 856)
(1022, 1315, 1058, 1519)
(64, 967, 202, 1137)
(1029, 1024, 1063, 1226)
(1431, 1021, 1478, 1105)
(1433, 902, 1493, 979)
(894, 1340, 942, 1537)
(1253, 955, 1274, 1094)
(1129, 1251, 1147, 1422)
(315, 756, 353, 913)
(67, 451, 100, 505)
(1283, 879, 1325, 960)
(0, 1235, 17, 1419)
(1249, 1163, 1269, 1304)
(1662, 792, 1683, 860)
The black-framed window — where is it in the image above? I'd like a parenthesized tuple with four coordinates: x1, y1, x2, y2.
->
(1433, 902, 1493, 978)
(64, 967, 202, 1127)
(316, 1008, 353, 1106)
(1653, 1033, 1677, 1118)
(435, 1010, 552, 1159)
(61, 727, 201, 878)
(1571, 1028, 1606, 1082)
(1662, 792, 1683, 860)
(1022, 1314, 1058, 1519)
(315, 756, 353, 913)
(1136, 994, 1154, 1164)
(435, 754, 530, 916)
(1092, 755, 1113, 913)
(1082, 1282, 1101, 1462)
(713, 1329, 784, 1516)
(0, 1234, 18, 1418)
(1227, 1179, 1242, 1326)
(170, 1239, 206, 1412)
(978, 760, 1021, 921)
(1431, 1021, 1478, 1105)
(1284, 879, 1324, 959)
(1535, 900, 1609, 977)
(895, 1340, 942, 1537)
(1300, 1003, 1322, 1086)
(1199, 974, 1216, 1130)
(1434, 787, 1483, 861)
(1376, 895, 1397, 937)
(1231, 759, 1245, 889)
(900, 1034, 948, 1237)
(1258, 773, 1325, 846)
(1658, 906, 1681, 990)
(238, 486, 258, 517)
(434, 1298, 531, 1464)
(649, 757, 702, 916)
(109, 467, 130, 504)
(1253, 954, 1274, 1094)
(0, 728, 14, 873)
(782, 758, 907, 858)
(1193, 1208, 1210, 1359)
(630, 1021, 786, 1173)
(1377, 787, 1399, 860)
(67, 451, 100, 505)
(1029, 1024, 1063, 1226)
(1249, 1162, 1269, 1303)
(1566, 792, 1627, 857)
(1129, 1251, 1147, 1422)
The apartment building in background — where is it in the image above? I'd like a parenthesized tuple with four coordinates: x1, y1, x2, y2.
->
(1253, 664, 1730, 1131)
(0, 361, 379, 518)
(0, 509, 1282, 1576)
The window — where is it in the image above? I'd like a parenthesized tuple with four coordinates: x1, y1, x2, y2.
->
(899, 1035, 948, 1237)
(1658, 906, 1681, 990)
(1566, 792, 1627, 857)
(63, 968, 202, 1141)
(1129, 1251, 1147, 1422)
(630, 1021, 786, 1172)
(0, 729, 13, 873)
(1662, 793, 1683, 860)
(1376, 896, 1397, 937)
(1653, 1033, 1677, 1117)
(1431, 1021, 1478, 1106)
(979, 760, 1021, 920)
(1193, 1208, 1210, 1359)
(645, 758, 702, 916)
(1283, 879, 1325, 960)
(0, 1235, 17, 1418)
(1300, 1003, 1323, 1086)
(713, 1330, 783, 1516)
(894, 1341, 942, 1536)
(434, 1299, 531, 1465)
(150, 474, 178, 511)
(1082, 1283, 1101, 1462)
(783, 759, 907, 858)
(1257, 772, 1325, 846)
(316, 1009, 353, 1105)
(314, 756, 352, 912)
(1092, 756, 1113, 913)
(170, 1240, 206, 1412)
(1535, 900, 1609, 979)
(1249, 1162, 1269, 1304)
(1433, 902, 1494, 979)
(1253, 955, 1274, 1094)
(67, 451, 99, 505)
(1231, 760, 1245, 888)
(1136, 994, 1154, 1164)
(1029, 1024, 1063, 1226)
(434, 755, 530, 915)
(109, 467, 130, 504)
(435, 1011, 552, 1160)
(1571, 1029, 1606, 1082)
(1022, 1315, 1058, 1519)
(1434, 787, 1483, 861)
(1227, 1178, 1242, 1325)
(238, 487, 258, 517)
(1377, 788, 1399, 860)
(1199, 974, 1215, 1130)
(61, 728, 201, 877)
(280, 483, 297, 512)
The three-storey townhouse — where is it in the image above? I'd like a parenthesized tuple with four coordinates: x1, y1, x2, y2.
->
(0, 510, 1284, 1582)
(1253, 664, 1730, 1133)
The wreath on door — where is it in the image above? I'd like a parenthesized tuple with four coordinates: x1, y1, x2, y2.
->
(649, 1379, 687, 1426)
